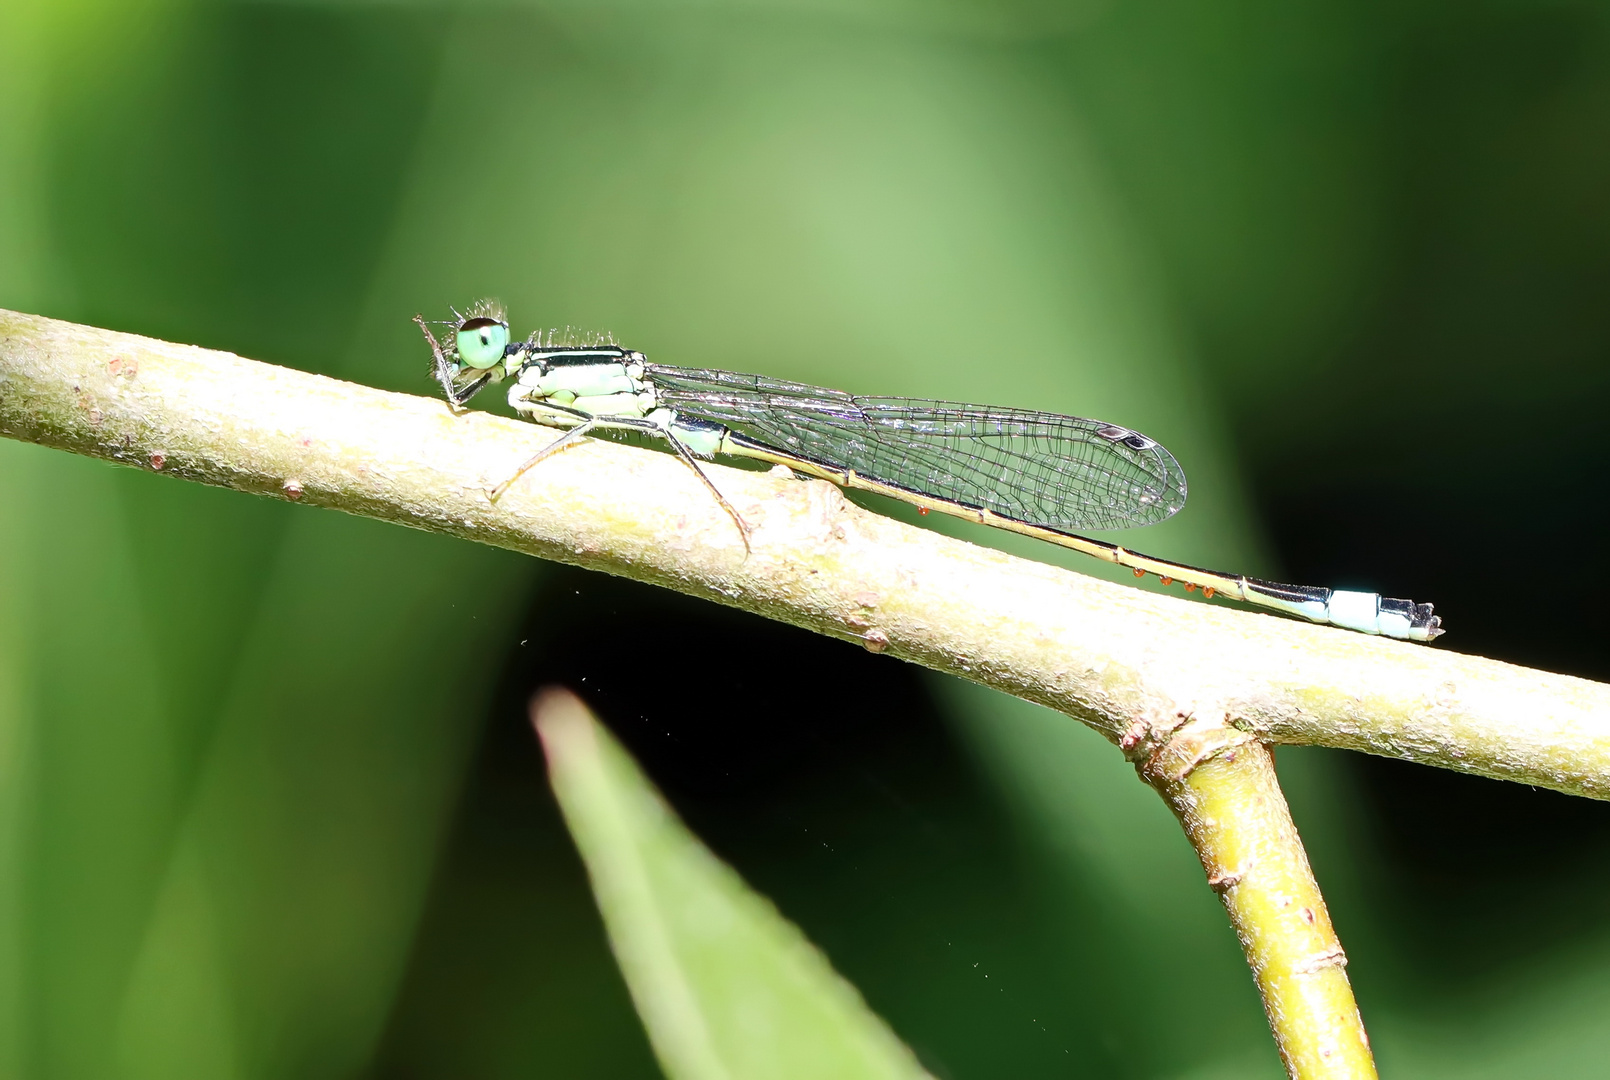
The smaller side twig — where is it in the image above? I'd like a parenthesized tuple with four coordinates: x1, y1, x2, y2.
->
(1135, 721, 1375, 1080)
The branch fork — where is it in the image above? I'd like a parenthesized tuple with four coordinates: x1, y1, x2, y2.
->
(1136, 711, 1376, 1079)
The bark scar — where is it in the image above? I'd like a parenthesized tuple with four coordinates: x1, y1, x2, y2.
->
(1294, 945, 1348, 973)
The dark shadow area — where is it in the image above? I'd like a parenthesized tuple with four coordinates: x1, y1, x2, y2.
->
(372, 564, 1117, 1079)
(1353, 755, 1610, 980)
(1264, 456, 1610, 992)
(1266, 479, 1610, 682)
(1247, 1, 1610, 995)
(1266, 476, 1610, 987)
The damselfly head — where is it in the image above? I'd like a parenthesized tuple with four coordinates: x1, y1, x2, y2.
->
(451, 298, 510, 371)
(455, 316, 509, 370)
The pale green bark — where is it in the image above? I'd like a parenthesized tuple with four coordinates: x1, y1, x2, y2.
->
(3, 307, 1604, 798)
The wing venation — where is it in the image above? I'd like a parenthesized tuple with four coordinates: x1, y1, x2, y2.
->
(646, 365, 1186, 532)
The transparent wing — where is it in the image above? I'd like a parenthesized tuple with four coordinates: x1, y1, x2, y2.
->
(646, 365, 1187, 532)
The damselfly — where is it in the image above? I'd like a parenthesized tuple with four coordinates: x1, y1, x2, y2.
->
(416, 303, 1442, 643)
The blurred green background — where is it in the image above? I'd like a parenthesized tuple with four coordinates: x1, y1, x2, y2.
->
(2, 0, 1608, 1076)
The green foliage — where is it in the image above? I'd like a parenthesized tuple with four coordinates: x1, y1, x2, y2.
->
(536, 689, 932, 1080)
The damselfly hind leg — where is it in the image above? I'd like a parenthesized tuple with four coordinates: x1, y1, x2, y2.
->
(488, 406, 754, 555)
(661, 425, 753, 555)
(488, 419, 603, 500)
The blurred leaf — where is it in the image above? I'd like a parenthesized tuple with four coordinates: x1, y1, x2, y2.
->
(103, 514, 533, 1080)
(534, 688, 936, 1080)
(0, 444, 37, 1080)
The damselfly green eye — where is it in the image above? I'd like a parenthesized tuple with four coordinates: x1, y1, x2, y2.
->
(456, 317, 509, 369)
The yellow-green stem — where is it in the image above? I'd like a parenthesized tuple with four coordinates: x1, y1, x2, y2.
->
(1138, 722, 1375, 1079)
